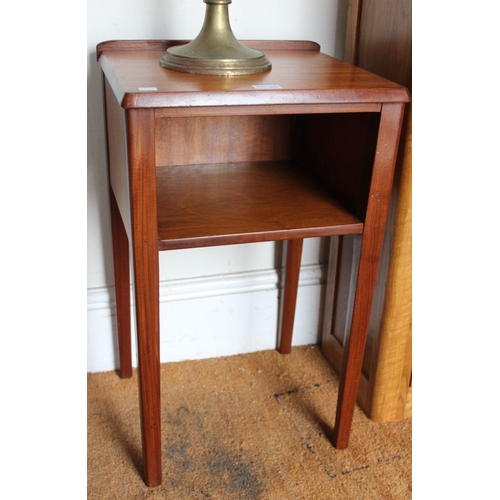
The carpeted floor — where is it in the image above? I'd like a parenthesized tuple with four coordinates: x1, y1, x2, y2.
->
(88, 345, 411, 499)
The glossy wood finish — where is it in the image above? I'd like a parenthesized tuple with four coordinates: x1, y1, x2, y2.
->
(278, 239, 304, 354)
(96, 39, 321, 59)
(104, 78, 133, 379)
(127, 109, 162, 487)
(370, 110, 412, 420)
(98, 40, 408, 486)
(332, 102, 405, 448)
(98, 42, 408, 110)
(294, 112, 381, 222)
(156, 161, 363, 250)
(109, 188, 132, 379)
(355, 0, 412, 422)
(322, 0, 412, 423)
(155, 115, 294, 167)
(344, 0, 363, 64)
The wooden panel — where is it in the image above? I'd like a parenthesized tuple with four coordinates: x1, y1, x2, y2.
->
(155, 115, 294, 167)
(357, 0, 412, 91)
(96, 39, 321, 60)
(329, 236, 361, 348)
(294, 113, 380, 221)
(154, 103, 382, 118)
(344, 0, 363, 64)
(104, 78, 131, 238)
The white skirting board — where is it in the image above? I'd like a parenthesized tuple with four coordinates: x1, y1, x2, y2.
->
(87, 264, 326, 373)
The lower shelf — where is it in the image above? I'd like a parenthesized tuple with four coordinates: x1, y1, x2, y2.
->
(156, 161, 363, 250)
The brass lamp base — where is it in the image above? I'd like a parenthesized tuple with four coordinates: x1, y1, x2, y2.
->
(160, 0, 271, 76)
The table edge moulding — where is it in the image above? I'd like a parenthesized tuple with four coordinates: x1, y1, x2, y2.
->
(97, 39, 409, 487)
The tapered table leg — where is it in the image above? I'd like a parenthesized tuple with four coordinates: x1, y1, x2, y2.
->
(127, 109, 162, 487)
(278, 239, 304, 354)
(109, 188, 133, 379)
(132, 242, 161, 486)
(332, 103, 405, 449)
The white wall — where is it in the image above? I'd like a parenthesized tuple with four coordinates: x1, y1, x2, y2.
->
(87, 0, 348, 372)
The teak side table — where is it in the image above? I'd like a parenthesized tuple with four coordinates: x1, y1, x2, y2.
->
(97, 40, 409, 487)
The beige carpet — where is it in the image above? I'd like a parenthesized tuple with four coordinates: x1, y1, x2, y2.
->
(88, 345, 411, 499)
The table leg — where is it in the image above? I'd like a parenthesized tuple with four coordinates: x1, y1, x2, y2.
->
(131, 239, 161, 486)
(127, 109, 162, 487)
(332, 102, 405, 449)
(278, 239, 304, 354)
(109, 188, 132, 379)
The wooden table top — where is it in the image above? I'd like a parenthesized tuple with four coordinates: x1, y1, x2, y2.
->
(98, 40, 410, 109)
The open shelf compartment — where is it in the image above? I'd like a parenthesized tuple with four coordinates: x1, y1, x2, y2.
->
(154, 112, 379, 250)
(156, 160, 363, 250)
